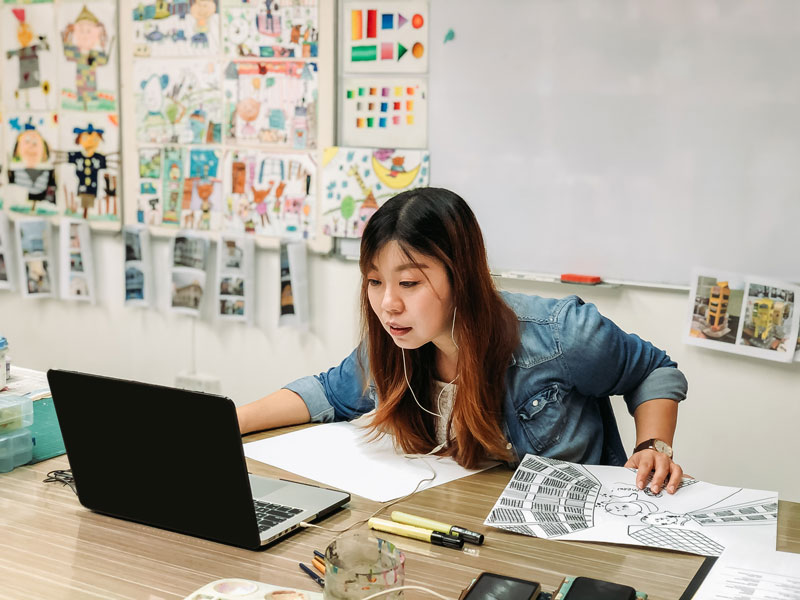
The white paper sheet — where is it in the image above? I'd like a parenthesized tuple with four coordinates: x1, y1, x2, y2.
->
(243, 421, 497, 502)
(484, 455, 778, 557)
(692, 545, 800, 599)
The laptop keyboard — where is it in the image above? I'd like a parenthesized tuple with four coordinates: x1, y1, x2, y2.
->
(253, 499, 304, 533)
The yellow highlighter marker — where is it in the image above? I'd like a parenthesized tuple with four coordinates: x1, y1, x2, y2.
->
(368, 517, 464, 549)
(391, 511, 485, 545)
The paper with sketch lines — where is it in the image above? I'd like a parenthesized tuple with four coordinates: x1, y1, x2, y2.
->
(485, 455, 777, 557)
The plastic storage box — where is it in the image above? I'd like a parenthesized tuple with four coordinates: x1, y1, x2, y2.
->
(0, 428, 33, 472)
(0, 395, 33, 433)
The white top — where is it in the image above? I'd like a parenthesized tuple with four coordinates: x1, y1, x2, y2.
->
(433, 380, 457, 446)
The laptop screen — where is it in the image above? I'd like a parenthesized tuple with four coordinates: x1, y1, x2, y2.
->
(48, 370, 261, 549)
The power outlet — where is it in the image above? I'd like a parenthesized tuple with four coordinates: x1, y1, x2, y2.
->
(175, 371, 222, 395)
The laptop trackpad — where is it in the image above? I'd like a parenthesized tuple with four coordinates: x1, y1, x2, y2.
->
(249, 474, 290, 498)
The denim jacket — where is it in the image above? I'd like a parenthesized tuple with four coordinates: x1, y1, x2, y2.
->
(285, 292, 688, 467)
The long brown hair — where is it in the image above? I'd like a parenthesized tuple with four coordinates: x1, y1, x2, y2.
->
(359, 188, 519, 468)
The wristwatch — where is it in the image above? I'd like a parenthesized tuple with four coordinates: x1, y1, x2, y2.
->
(633, 438, 673, 459)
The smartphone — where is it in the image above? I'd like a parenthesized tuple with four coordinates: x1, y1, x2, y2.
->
(462, 572, 541, 600)
(561, 576, 638, 600)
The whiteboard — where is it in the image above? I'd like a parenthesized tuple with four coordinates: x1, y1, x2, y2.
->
(427, 0, 800, 286)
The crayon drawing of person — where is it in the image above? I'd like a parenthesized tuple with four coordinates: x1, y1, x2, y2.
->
(6, 9, 50, 109)
(8, 119, 56, 212)
(67, 123, 107, 219)
(62, 5, 114, 110)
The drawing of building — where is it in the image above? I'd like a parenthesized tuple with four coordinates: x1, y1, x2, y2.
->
(174, 281, 202, 308)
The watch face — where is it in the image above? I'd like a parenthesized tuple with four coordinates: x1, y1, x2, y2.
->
(654, 439, 673, 457)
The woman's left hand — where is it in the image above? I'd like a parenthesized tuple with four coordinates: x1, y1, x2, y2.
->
(624, 449, 683, 494)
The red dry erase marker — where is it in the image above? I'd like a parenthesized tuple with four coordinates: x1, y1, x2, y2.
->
(560, 273, 602, 285)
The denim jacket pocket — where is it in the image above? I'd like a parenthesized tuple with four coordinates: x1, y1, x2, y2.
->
(516, 384, 566, 454)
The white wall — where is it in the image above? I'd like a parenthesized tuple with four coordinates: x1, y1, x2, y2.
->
(1, 237, 798, 501)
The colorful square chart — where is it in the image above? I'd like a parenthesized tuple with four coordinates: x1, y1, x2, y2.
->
(341, 77, 427, 148)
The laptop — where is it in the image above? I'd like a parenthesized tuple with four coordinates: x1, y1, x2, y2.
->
(47, 369, 350, 550)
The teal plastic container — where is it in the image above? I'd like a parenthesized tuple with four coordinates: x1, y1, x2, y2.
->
(0, 428, 33, 473)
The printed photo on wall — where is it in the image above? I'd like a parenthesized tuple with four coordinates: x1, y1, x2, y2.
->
(343, 1, 428, 74)
(216, 234, 254, 323)
(1, 4, 58, 112)
(340, 77, 427, 148)
(224, 60, 318, 149)
(134, 60, 222, 145)
(223, 150, 316, 239)
(321, 146, 429, 238)
(4, 112, 58, 215)
(123, 224, 153, 307)
(132, 0, 219, 58)
(14, 217, 54, 299)
(685, 268, 800, 363)
(54, 112, 120, 222)
(278, 240, 309, 330)
(57, 2, 118, 112)
(222, 0, 318, 59)
(0, 213, 13, 291)
(58, 219, 95, 302)
(169, 231, 209, 316)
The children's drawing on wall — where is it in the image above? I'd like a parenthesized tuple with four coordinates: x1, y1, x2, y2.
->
(224, 60, 317, 149)
(132, 0, 219, 57)
(54, 113, 120, 221)
(57, 3, 118, 112)
(321, 146, 429, 238)
(14, 217, 54, 298)
(222, 0, 318, 59)
(160, 146, 185, 225)
(137, 147, 162, 224)
(135, 60, 222, 144)
(340, 77, 427, 148)
(485, 455, 778, 557)
(685, 268, 800, 363)
(123, 224, 152, 307)
(216, 234, 253, 322)
(0, 213, 13, 291)
(5, 114, 57, 215)
(170, 232, 208, 316)
(224, 150, 315, 239)
(181, 148, 223, 230)
(1, 5, 56, 111)
(343, 1, 428, 74)
(58, 219, 95, 301)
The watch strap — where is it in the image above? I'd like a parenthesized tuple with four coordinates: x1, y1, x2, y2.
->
(633, 438, 673, 458)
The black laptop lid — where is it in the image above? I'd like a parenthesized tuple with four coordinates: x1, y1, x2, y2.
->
(47, 369, 261, 549)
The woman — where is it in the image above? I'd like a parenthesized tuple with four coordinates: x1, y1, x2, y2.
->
(238, 188, 688, 495)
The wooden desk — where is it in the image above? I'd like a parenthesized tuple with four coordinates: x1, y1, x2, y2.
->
(2, 425, 799, 600)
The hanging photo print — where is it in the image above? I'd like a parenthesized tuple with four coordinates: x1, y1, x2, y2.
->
(224, 150, 316, 239)
(58, 218, 95, 302)
(134, 59, 222, 145)
(169, 232, 209, 316)
(123, 224, 153, 307)
(55, 112, 120, 222)
(132, 0, 219, 58)
(340, 76, 427, 148)
(14, 217, 54, 299)
(321, 146, 429, 238)
(343, 1, 429, 74)
(1, 4, 57, 112)
(224, 60, 318, 149)
(57, 2, 118, 112)
(5, 112, 58, 215)
(685, 268, 800, 363)
(278, 240, 309, 330)
(216, 233, 254, 323)
(222, 0, 318, 59)
(0, 213, 13, 291)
